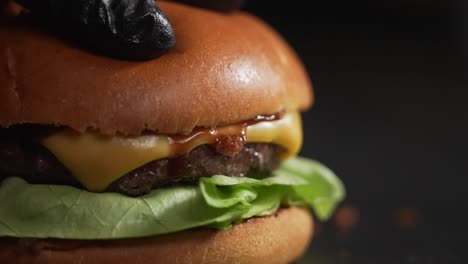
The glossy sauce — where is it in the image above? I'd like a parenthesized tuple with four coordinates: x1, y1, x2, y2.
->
(167, 112, 283, 157)
(165, 113, 283, 180)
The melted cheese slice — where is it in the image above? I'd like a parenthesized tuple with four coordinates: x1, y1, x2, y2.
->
(41, 112, 303, 192)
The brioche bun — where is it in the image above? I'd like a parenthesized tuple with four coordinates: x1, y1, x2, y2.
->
(0, 1, 312, 136)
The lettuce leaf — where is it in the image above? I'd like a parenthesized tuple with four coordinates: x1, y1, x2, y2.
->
(0, 157, 344, 240)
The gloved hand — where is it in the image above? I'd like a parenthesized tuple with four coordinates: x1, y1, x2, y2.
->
(14, 0, 175, 60)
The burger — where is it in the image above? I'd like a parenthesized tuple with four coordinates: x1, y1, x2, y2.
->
(0, 1, 345, 263)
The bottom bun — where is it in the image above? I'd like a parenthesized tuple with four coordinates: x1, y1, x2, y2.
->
(0, 207, 313, 264)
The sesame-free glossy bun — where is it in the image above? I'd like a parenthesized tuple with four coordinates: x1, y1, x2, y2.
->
(0, 1, 312, 136)
(0, 207, 313, 264)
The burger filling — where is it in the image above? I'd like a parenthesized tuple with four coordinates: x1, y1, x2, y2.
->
(0, 112, 301, 196)
(0, 140, 283, 197)
(0, 112, 345, 240)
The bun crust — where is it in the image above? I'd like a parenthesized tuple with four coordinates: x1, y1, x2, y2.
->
(0, 207, 313, 264)
(0, 1, 312, 136)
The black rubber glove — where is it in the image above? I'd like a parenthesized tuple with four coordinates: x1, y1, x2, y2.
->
(15, 0, 175, 60)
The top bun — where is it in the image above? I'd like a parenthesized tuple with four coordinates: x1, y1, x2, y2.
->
(0, 1, 312, 136)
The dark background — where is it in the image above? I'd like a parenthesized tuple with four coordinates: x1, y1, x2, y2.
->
(244, 1, 467, 263)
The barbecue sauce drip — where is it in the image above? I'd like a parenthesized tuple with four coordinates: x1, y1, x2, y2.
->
(167, 112, 283, 157)
(165, 112, 283, 181)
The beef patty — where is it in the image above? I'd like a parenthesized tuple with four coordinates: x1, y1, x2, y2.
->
(0, 127, 284, 196)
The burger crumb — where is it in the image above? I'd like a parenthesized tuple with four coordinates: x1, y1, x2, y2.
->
(392, 208, 420, 229)
(332, 205, 359, 231)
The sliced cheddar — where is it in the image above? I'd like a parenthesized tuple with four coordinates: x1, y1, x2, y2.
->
(42, 112, 303, 192)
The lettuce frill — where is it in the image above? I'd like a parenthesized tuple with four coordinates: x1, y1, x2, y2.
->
(0, 157, 344, 240)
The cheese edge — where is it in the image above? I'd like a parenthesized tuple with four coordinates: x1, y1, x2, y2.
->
(41, 112, 303, 191)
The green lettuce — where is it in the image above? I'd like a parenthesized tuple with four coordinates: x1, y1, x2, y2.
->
(0, 157, 344, 240)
